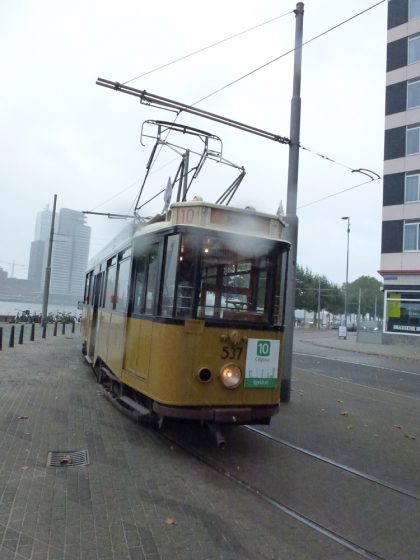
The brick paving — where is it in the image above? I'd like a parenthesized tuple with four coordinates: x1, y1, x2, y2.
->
(0, 325, 365, 560)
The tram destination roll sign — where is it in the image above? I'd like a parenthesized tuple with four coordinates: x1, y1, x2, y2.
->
(245, 339, 280, 388)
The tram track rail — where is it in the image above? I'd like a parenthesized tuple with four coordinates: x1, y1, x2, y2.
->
(98, 373, 419, 560)
(246, 426, 420, 501)
(101, 384, 391, 559)
(159, 424, 387, 560)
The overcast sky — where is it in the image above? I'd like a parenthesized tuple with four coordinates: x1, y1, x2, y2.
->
(0, 0, 387, 285)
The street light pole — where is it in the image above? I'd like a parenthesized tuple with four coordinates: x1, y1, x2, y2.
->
(341, 216, 350, 336)
(42, 194, 57, 326)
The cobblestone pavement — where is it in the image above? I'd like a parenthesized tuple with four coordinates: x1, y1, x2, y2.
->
(0, 327, 367, 560)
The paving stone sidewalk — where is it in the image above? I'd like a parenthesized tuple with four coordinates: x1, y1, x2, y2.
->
(0, 330, 362, 560)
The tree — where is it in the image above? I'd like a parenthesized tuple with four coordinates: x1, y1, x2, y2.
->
(295, 265, 343, 315)
(348, 276, 383, 318)
(295, 267, 384, 320)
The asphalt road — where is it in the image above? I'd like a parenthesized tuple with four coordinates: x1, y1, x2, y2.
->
(263, 339, 420, 496)
(162, 342, 420, 560)
(163, 339, 420, 559)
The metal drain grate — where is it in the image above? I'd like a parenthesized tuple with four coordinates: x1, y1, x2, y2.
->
(46, 450, 90, 467)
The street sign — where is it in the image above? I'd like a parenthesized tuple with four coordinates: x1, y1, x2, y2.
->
(338, 326, 347, 339)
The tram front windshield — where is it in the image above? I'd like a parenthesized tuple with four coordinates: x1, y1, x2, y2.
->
(161, 232, 286, 324)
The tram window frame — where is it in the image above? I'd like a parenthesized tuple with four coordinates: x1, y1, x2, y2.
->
(175, 234, 197, 318)
(160, 234, 181, 317)
(196, 234, 279, 324)
(132, 255, 147, 315)
(131, 241, 162, 316)
(115, 250, 132, 312)
(273, 248, 288, 326)
(84, 272, 93, 305)
(144, 245, 160, 315)
(104, 256, 117, 310)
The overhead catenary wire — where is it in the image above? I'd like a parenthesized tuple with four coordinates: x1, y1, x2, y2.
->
(87, 179, 140, 212)
(149, 0, 384, 184)
(297, 177, 381, 210)
(95, 1, 385, 215)
(90, 15, 293, 213)
(193, 0, 386, 106)
(122, 11, 294, 85)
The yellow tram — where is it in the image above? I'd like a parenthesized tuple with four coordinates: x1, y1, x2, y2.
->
(81, 198, 289, 437)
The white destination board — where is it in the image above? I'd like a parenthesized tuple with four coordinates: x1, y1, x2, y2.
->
(245, 338, 280, 388)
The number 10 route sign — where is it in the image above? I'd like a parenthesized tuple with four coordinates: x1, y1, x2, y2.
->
(244, 339, 280, 388)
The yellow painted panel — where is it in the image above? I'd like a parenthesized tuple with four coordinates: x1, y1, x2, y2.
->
(106, 314, 127, 377)
(95, 310, 111, 363)
(145, 322, 282, 407)
(135, 320, 152, 380)
(93, 314, 283, 409)
(124, 318, 141, 373)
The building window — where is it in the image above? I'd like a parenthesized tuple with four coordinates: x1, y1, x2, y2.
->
(385, 291, 420, 334)
(403, 221, 420, 250)
(407, 79, 420, 108)
(406, 125, 420, 154)
(405, 173, 420, 202)
(409, 0, 420, 21)
(408, 34, 420, 64)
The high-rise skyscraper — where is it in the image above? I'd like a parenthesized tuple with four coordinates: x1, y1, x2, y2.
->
(28, 206, 54, 290)
(28, 206, 91, 302)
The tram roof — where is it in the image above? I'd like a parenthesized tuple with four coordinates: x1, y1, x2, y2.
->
(136, 199, 286, 239)
(88, 200, 288, 270)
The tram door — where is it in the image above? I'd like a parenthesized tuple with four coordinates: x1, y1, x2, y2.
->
(89, 272, 103, 357)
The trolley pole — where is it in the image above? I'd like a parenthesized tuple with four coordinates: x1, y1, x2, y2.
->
(281, 2, 304, 403)
(42, 194, 57, 327)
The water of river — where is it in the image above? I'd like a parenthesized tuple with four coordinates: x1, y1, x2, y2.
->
(0, 300, 80, 316)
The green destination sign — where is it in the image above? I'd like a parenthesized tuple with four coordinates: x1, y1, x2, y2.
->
(244, 338, 280, 388)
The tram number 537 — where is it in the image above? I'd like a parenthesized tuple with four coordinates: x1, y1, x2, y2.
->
(221, 346, 243, 360)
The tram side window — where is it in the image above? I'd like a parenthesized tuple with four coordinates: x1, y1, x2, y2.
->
(84, 272, 93, 305)
(145, 246, 159, 314)
(273, 250, 288, 325)
(175, 236, 196, 318)
(133, 257, 146, 314)
(132, 244, 159, 315)
(161, 235, 180, 317)
(115, 256, 131, 312)
(105, 258, 117, 309)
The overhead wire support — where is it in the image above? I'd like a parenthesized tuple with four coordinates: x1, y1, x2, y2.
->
(96, 78, 291, 145)
(82, 210, 135, 219)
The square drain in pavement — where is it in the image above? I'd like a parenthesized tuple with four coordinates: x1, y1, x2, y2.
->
(46, 450, 90, 467)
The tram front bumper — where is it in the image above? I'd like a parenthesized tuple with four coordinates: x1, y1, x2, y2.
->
(153, 402, 279, 424)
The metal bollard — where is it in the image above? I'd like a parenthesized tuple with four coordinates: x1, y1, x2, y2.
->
(72, 320, 75, 333)
(42, 323, 47, 339)
(9, 325, 15, 348)
(53, 322, 58, 336)
(18, 324, 24, 344)
(62, 322, 65, 335)
(0, 327, 2, 351)
(30, 323, 35, 342)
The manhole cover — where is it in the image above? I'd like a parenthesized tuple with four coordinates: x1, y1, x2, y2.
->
(46, 450, 89, 467)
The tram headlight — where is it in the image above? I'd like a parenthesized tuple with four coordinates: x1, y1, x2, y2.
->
(219, 364, 242, 389)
